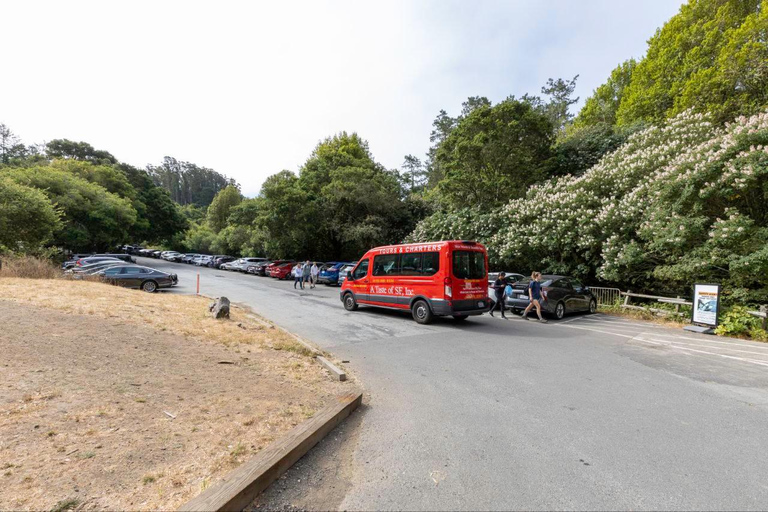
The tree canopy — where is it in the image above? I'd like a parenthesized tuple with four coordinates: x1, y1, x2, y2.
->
(0, 125, 188, 252)
(432, 98, 555, 208)
(576, 0, 768, 128)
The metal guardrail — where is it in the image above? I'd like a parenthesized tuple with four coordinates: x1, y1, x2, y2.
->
(748, 306, 767, 330)
(621, 291, 692, 317)
(589, 287, 622, 305)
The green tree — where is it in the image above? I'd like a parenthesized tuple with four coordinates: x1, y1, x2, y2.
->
(5, 166, 137, 251)
(117, 163, 188, 244)
(45, 139, 117, 165)
(256, 170, 311, 258)
(207, 185, 243, 232)
(0, 124, 28, 164)
(616, 0, 767, 125)
(433, 98, 555, 208)
(549, 122, 643, 177)
(401, 154, 426, 193)
(540, 75, 579, 134)
(147, 157, 237, 207)
(575, 60, 636, 128)
(182, 223, 217, 254)
(0, 177, 61, 252)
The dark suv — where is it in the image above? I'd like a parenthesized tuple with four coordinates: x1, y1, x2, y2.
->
(506, 275, 597, 319)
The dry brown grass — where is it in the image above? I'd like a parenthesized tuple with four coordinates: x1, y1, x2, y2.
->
(0, 278, 309, 352)
(0, 278, 353, 511)
(0, 255, 60, 279)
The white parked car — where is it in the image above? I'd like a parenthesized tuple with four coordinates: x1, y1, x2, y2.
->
(337, 264, 355, 286)
(193, 255, 213, 267)
(162, 251, 183, 261)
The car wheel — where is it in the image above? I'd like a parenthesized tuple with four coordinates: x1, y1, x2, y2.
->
(141, 280, 158, 293)
(412, 300, 433, 325)
(589, 299, 597, 314)
(555, 301, 565, 320)
(343, 293, 358, 311)
(452, 315, 469, 322)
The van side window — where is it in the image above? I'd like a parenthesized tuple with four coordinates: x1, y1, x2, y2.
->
(400, 253, 422, 276)
(352, 259, 369, 280)
(373, 254, 399, 276)
(422, 252, 439, 276)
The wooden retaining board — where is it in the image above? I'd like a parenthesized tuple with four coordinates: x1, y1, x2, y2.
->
(179, 392, 362, 512)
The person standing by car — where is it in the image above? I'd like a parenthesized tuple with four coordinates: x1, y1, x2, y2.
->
(522, 271, 547, 323)
(302, 260, 312, 288)
(293, 263, 304, 289)
(310, 262, 319, 289)
(489, 272, 507, 319)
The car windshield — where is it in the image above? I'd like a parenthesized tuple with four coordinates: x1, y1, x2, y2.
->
(452, 251, 486, 280)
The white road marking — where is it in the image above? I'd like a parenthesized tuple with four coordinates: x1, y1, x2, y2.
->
(558, 323, 635, 339)
(635, 335, 768, 359)
(577, 317, 670, 329)
(632, 336, 768, 368)
(664, 333, 768, 350)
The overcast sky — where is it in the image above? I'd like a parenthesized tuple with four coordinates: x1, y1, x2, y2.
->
(3, 0, 683, 197)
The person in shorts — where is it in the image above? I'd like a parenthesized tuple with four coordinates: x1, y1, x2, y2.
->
(310, 262, 319, 288)
(522, 271, 547, 323)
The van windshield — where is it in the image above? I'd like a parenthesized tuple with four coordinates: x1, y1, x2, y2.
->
(452, 251, 486, 280)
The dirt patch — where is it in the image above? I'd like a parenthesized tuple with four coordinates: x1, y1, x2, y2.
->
(0, 281, 352, 510)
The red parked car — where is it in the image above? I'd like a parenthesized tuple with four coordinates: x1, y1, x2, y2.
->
(270, 261, 297, 280)
(264, 260, 291, 277)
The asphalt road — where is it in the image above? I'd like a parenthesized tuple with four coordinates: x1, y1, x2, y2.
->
(140, 257, 768, 510)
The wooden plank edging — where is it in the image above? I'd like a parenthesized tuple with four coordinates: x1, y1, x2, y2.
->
(316, 356, 347, 381)
(179, 392, 363, 512)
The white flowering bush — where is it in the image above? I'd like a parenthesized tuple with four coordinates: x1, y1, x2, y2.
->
(410, 110, 768, 300)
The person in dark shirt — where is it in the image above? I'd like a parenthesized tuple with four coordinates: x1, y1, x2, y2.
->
(522, 271, 547, 323)
(489, 272, 507, 319)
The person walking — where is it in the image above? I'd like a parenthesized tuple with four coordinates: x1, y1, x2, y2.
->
(302, 260, 312, 288)
(293, 262, 304, 290)
(310, 261, 319, 289)
(489, 272, 507, 319)
(522, 271, 547, 323)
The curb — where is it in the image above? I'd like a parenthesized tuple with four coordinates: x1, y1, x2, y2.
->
(179, 392, 362, 512)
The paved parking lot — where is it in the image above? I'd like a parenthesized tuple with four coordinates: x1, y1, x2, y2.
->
(141, 257, 768, 510)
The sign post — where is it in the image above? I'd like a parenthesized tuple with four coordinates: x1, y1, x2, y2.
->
(684, 283, 721, 334)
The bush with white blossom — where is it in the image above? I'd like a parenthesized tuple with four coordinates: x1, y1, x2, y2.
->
(409, 110, 768, 300)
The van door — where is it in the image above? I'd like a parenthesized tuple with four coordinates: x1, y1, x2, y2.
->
(349, 258, 370, 302)
(450, 250, 488, 310)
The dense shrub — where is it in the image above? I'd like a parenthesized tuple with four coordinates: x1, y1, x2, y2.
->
(409, 110, 768, 300)
(715, 305, 768, 341)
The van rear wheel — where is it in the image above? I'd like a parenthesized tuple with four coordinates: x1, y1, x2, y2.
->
(412, 300, 433, 325)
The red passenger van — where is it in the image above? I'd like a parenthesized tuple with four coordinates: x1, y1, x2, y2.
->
(339, 240, 489, 324)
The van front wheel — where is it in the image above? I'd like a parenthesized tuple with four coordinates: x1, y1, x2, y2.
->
(343, 293, 358, 311)
(412, 300, 433, 325)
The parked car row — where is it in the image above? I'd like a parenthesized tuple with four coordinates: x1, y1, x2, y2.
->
(147, 253, 356, 286)
(62, 254, 177, 293)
